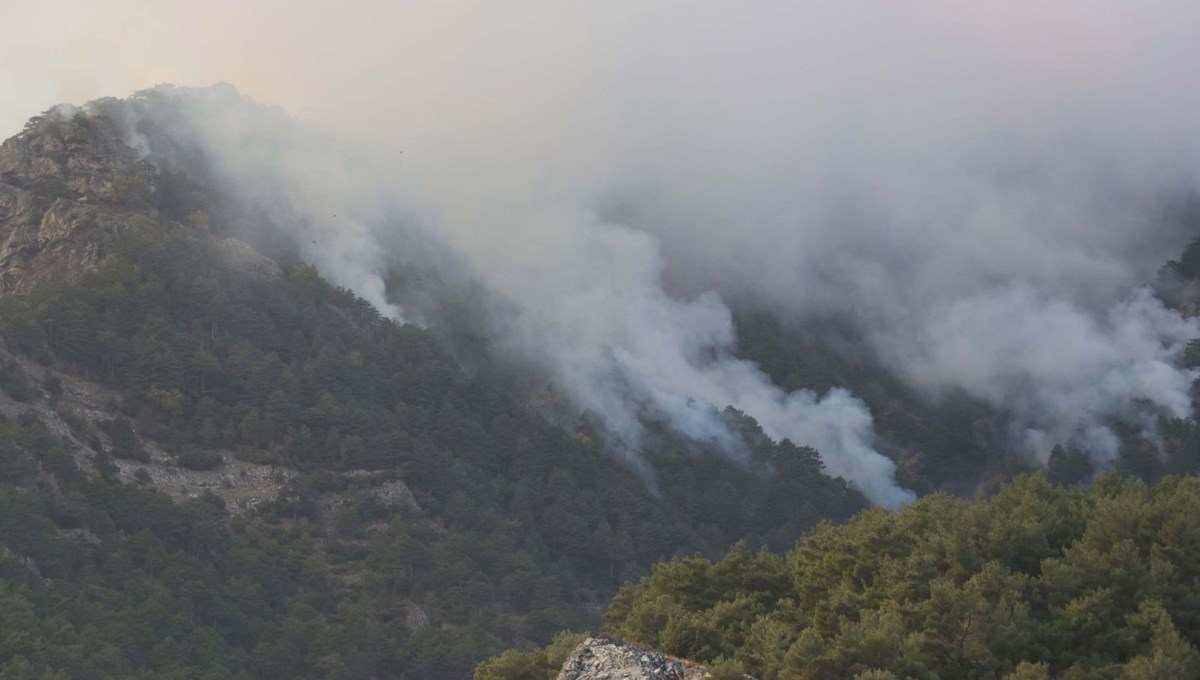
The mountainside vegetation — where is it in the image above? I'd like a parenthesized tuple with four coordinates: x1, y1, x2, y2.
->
(5, 100, 1200, 680)
(489, 473, 1200, 680)
(0, 217, 862, 677)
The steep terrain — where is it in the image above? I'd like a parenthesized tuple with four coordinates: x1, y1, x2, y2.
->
(0, 108, 161, 293)
(4, 90, 1200, 680)
(0, 98, 866, 678)
(0, 102, 301, 510)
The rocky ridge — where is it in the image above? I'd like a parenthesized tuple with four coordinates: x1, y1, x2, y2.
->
(0, 106, 164, 293)
(0, 104, 350, 510)
(0, 103, 278, 296)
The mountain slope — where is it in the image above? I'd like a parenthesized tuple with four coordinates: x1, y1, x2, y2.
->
(0, 107, 162, 293)
(0, 98, 867, 678)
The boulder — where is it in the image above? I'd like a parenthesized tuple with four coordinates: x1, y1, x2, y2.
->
(556, 638, 715, 680)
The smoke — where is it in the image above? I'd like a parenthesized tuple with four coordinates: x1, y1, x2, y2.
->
(104, 86, 404, 321)
(887, 286, 1199, 464)
(84, 83, 915, 506)
(7, 0, 1200, 505)
(450, 212, 914, 505)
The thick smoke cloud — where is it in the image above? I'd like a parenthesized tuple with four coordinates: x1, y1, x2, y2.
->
(6, 1, 1200, 504)
(109, 87, 404, 320)
(105, 85, 912, 504)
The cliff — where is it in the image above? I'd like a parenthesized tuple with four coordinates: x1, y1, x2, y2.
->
(0, 107, 167, 293)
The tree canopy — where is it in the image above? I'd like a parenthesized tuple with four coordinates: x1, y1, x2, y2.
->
(0, 228, 864, 678)
(588, 473, 1200, 679)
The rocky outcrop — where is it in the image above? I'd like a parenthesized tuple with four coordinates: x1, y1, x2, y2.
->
(556, 639, 716, 680)
(0, 102, 288, 294)
(0, 338, 299, 509)
(0, 107, 161, 294)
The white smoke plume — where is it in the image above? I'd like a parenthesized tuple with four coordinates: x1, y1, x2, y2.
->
(82, 84, 916, 505)
(6, 0, 1200, 505)
(108, 86, 404, 321)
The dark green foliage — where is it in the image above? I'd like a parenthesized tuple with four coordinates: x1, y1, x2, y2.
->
(1184, 338, 1200, 369)
(590, 474, 1200, 679)
(0, 417, 400, 679)
(101, 417, 146, 462)
(1046, 444, 1092, 486)
(1172, 236, 1200, 281)
(1116, 440, 1166, 484)
(177, 448, 223, 471)
(42, 375, 62, 398)
(0, 360, 35, 402)
(0, 232, 864, 678)
(473, 631, 588, 680)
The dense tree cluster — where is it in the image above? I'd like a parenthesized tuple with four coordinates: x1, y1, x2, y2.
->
(0, 229, 863, 677)
(0, 414, 396, 679)
(587, 474, 1200, 679)
(473, 631, 588, 680)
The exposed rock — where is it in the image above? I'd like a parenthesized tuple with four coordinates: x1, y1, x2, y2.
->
(0, 104, 285, 295)
(116, 455, 297, 510)
(60, 528, 102, 546)
(404, 601, 430, 630)
(556, 638, 721, 680)
(0, 339, 297, 509)
(0, 343, 105, 471)
(375, 478, 420, 512)
(0, 109, 160, 294)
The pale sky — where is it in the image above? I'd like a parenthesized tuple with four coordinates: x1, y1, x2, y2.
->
(0, 0, 1185, 140)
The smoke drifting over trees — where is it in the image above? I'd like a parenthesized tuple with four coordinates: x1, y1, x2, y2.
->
(9, 1, 1200, 504)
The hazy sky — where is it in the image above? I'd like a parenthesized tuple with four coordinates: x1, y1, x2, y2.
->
(2, 1, 1194, 141)
(5, 1, 1200, 504)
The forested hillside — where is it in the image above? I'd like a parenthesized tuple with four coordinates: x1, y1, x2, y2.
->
(7, 0, 1200, 675)
(487, 474, 1200, 679)
(0, 210, 862, 676)
(5, 93, 1200, 679)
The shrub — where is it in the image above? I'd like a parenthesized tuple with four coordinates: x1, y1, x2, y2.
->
(178, 448, 223, 471)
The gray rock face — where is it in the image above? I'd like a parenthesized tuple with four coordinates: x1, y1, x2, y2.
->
(556, 638, 712, 680)
(0, 108, 159, 294)
(0, 107, 162, 293)
(0, 103, 286, 294)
